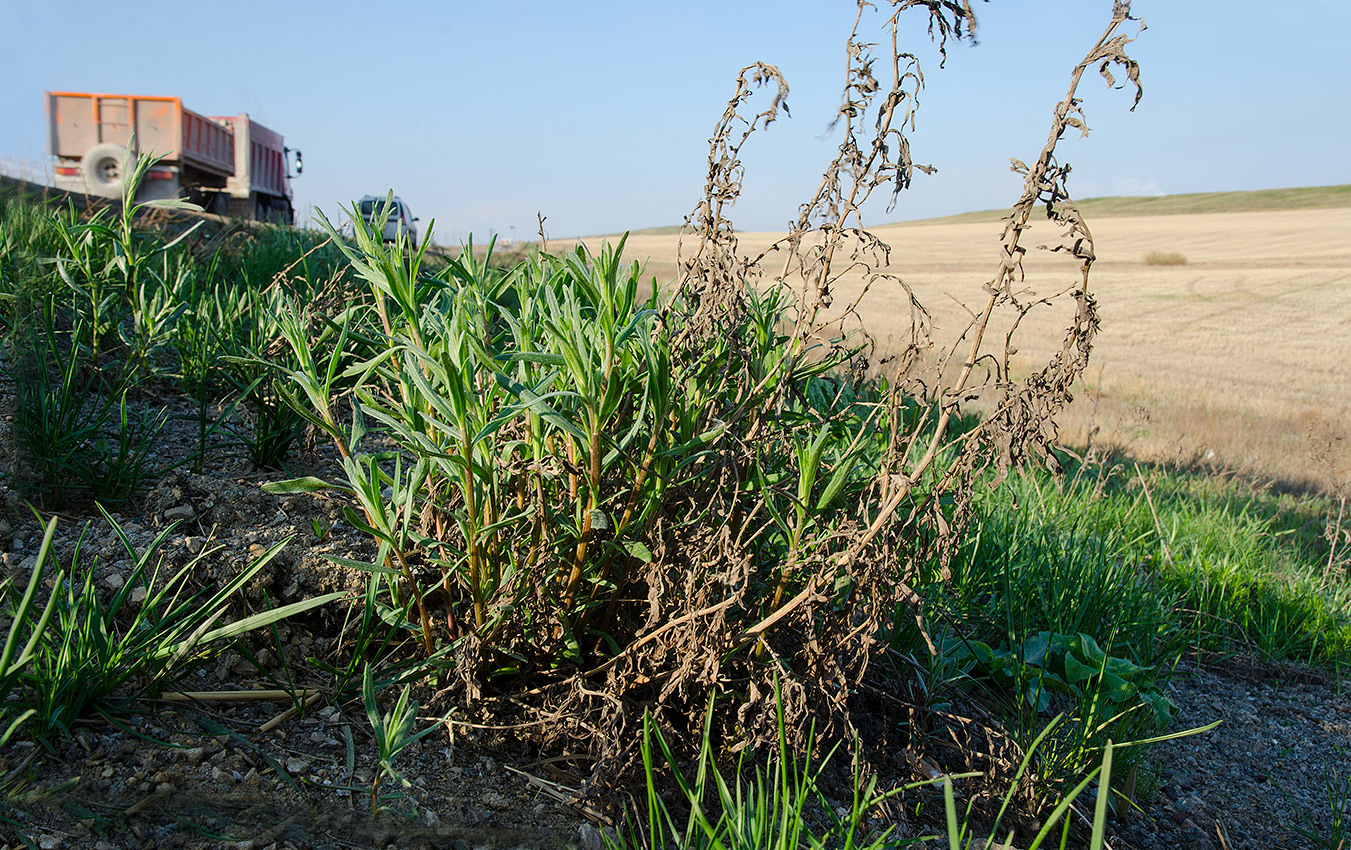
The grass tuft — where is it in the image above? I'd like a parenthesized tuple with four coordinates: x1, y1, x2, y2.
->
(1143, 251, 1187, 266)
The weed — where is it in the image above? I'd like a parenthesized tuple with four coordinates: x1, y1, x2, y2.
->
(258, 1, 1150, 796)
(0, 518, 62, 747)
(171, 283, 240, 472)
(610, 680, 949, 850)
(7, 305, 164, 506)
(0, 509, 347, 745)
(361, 664, 439, 814)
(609, 679, 1201, 850)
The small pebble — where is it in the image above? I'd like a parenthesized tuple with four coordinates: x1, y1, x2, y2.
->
(481, 791, 511, 809)
(578, 824, 603, 850)
(163, 505, 194, 521)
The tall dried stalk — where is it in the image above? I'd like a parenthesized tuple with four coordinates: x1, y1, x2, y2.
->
(559, 0, 1146, 789)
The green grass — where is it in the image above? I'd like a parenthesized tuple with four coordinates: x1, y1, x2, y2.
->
(947, 459, 1351, 665)
(892, 184, 1351, 226)
(0, 512, 345, 747)
(905, 455, 1350, 812)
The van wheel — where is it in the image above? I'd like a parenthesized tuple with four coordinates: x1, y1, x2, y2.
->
(80, 143, 126, 197)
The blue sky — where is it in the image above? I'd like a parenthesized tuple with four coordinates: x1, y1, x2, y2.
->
(2, 1, 1346, 243)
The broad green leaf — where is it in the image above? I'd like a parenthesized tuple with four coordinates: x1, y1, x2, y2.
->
(1063, 651, 1097, 685)
(619, 540, 653, 563)
(1021, 632, 1051, 667)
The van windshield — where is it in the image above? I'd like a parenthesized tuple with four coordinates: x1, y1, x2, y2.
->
(359, 199, 397, 218)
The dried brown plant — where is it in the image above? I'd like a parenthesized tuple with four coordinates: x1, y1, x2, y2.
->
(457, 0, 1144, 808)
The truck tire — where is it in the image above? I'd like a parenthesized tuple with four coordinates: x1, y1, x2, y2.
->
(80, 143, 126, 198)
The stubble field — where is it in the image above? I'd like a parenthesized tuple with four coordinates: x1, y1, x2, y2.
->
(579, 202, 1351, 492)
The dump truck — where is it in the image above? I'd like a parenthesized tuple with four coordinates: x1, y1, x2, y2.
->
(47, 91, 302, 223)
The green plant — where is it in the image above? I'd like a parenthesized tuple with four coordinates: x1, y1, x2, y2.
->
(944, 470, 1182, 670)
(226, 285, 312, 469)
(933, 628, 1172, 809)
(0, 193, 73, 332)
(261, 0, 1145, 801)
(1, 509, 347, 744)
(171, 280, 243, 472)
(84, 391, 168, 505)
(0, 518, 63, 747)
(939, 631, 1171, 726)
(7, 304, 165, 506)
(9, 308, 117, 506)
(116, 252, 190, 385)
(612, 681, 942, 850)
(1055, 460, 1351, 665)
(361, 663, 439, 814)
(608, 681, 1193, 850)
(50, 141, 202, 371)
(305, 574, 415, 698)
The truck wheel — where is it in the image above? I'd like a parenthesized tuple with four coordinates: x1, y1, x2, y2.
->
(80, 143, 126, 197)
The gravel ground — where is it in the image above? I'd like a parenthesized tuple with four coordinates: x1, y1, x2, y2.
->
(1115, 658, 1350, 850)
(2, 655, 1345, 849)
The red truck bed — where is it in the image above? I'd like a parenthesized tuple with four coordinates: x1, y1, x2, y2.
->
(210, 114, 289, 200)
(47, 92, 234, 177)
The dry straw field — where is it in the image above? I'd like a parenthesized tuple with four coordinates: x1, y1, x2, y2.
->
(580, 194, 1351, 493)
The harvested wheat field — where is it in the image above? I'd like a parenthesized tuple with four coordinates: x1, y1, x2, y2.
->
(579, 199, 1351, 492)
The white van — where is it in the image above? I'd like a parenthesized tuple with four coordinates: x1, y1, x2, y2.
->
(356, 194, 419, 249)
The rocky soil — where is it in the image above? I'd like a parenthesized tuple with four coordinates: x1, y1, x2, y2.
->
(0, 397, 1347, 849)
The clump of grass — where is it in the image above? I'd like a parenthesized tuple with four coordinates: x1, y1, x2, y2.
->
(610, 679, 1177, 850)
(1143, 251, 1187, 266)
(0, 511, 346, 746)
(6, 306, 165, 507)
(916, 454, 1351, 811)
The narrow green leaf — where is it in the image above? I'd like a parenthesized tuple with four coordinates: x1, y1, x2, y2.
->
(189, 591, 353, 647)
(262, 476, 346, 495)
